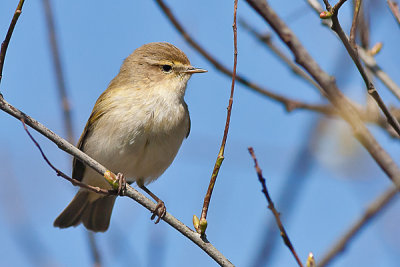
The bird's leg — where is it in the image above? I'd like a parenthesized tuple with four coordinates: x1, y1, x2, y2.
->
(116, 173, 127, 196)
(139, 184, 166, 224)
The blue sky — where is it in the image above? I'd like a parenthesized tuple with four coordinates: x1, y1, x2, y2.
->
(1, 1, 400, 266)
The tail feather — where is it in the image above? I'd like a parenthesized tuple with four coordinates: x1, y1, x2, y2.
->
(54, 190, 116, 232)
(81, 195, 116, 232)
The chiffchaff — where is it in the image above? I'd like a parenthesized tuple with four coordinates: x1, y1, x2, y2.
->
(54, 42, 206, 232)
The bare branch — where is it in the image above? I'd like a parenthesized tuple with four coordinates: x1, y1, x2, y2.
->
(358, 48, 400, 101)
(0, 95, 233, 267)
(307, 0, 400, 101)
(239, 19, 322, 92)
(154, 0, 334, 116)
(387, 0, 400, 25)
(196, 0, 238, 236)
(318, 186, 398, 267)
(323, 0, 400, 137)
(248, 147, 304, 267)
(20, 118, 112, 195)
(244, 0, 400, 190)
(42, 0, 74, 144)
(0, 0, 25, 86)
(238, 19, 400, 138)
(87, 232, 102, 267)
(350, 0, 362, 47)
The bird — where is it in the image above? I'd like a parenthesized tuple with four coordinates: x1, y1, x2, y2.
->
(54, 42, 206, 232)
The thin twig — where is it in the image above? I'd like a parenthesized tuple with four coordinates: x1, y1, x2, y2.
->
(198, 0, 238, 236)
(156, 0, 400, 137)
(387, 0, 400, 25)
(323, 0, 400, 137)
(250, 119, 326, 267)
(239, 19, 322, 92)
(239, 18, 400, 139)
(244, 0, 400, 188)
(326, 0, 348, 14)
(358, 48, 400, 100)
(0, 96, 233, 267)
(350, 0, 362, 48)
(42, 0, 102, 263)
(20, 118, 112, 196)
(42, 0, 74, 144)
(87, 232, 102, 267)
(154, 0, 333, 115)
(307, 0, 400, 101)
(0, 0, 25, 86)
(318, 186, 398, 267)
(356, 0, 369, 49)
(248, 147, 304, 267)
(243, 4, 400, 265)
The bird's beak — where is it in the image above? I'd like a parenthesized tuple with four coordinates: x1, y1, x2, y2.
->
(184, 66, 207, 74)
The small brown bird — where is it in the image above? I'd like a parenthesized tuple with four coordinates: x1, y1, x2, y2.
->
(54, 42, 206, 232)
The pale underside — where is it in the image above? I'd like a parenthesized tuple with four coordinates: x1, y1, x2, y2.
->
(79, 76, 190, 192)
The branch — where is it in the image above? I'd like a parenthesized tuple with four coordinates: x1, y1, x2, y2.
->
(322, 0, 400, 137)
(318, 186, 398, 267)
(87, 232, 102, 267)
(349, 0, 362, 47)
(42, 0, 74, 144)
(239, 19, 400, 139)
(307, 0, 400, 101)
(250, 119, 325, 266)
(358, 48, 400, 100)
(156, 0, 400, 137)
(20, 118, 112, 195)
(154, 0, 400, 138)
(0, 0, 25, 86)
(244, 0, 400, 189)
(387, 0, 400, 25)
(154, 0, 334, 116)
(195, 0, 238, 236)
(248, 147, 304, 267)
(239, 19, 323, 92)
(0, 95, 233, 267)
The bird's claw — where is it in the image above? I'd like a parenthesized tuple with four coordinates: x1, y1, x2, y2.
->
(116, 173, 126, 196)
(151, 200, 166, 224)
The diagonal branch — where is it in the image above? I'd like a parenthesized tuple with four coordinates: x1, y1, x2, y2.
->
(0, 0, 25, 86)
(322, 0, 400, 137)
(357, 48, 400, 101)
(155, 0, 400, 136)
(21, 118, 112, 195)
(238, 19, 400, 139)
(0, 95, 233, 267)
(307, 0, 400, 101)
(239, 19, 322, 92)
(154, 0, 333, 115)
(248, 147, 304, 267)
(318, 186, 398, 267)
(387, 0, 400, 25)
(244, 0, 400, 190)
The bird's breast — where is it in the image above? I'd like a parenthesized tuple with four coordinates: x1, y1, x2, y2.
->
(102, 95, 189, 183)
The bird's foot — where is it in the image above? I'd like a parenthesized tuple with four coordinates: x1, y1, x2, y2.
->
(151, 200, 166, 224)
(116, 173, 126, 196)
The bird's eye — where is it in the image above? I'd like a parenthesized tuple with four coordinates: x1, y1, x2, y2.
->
(162, 65, 172, 73)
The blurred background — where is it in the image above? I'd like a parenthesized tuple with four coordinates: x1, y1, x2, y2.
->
(1, 0, 400, 266)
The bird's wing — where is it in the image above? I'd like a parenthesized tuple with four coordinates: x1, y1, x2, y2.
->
(184, 102, 190, 138)
(72, 120, 91, 181)
(72, 102, 106, 181)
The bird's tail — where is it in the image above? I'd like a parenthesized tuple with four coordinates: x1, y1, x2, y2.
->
(54, 190, 116, 232)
